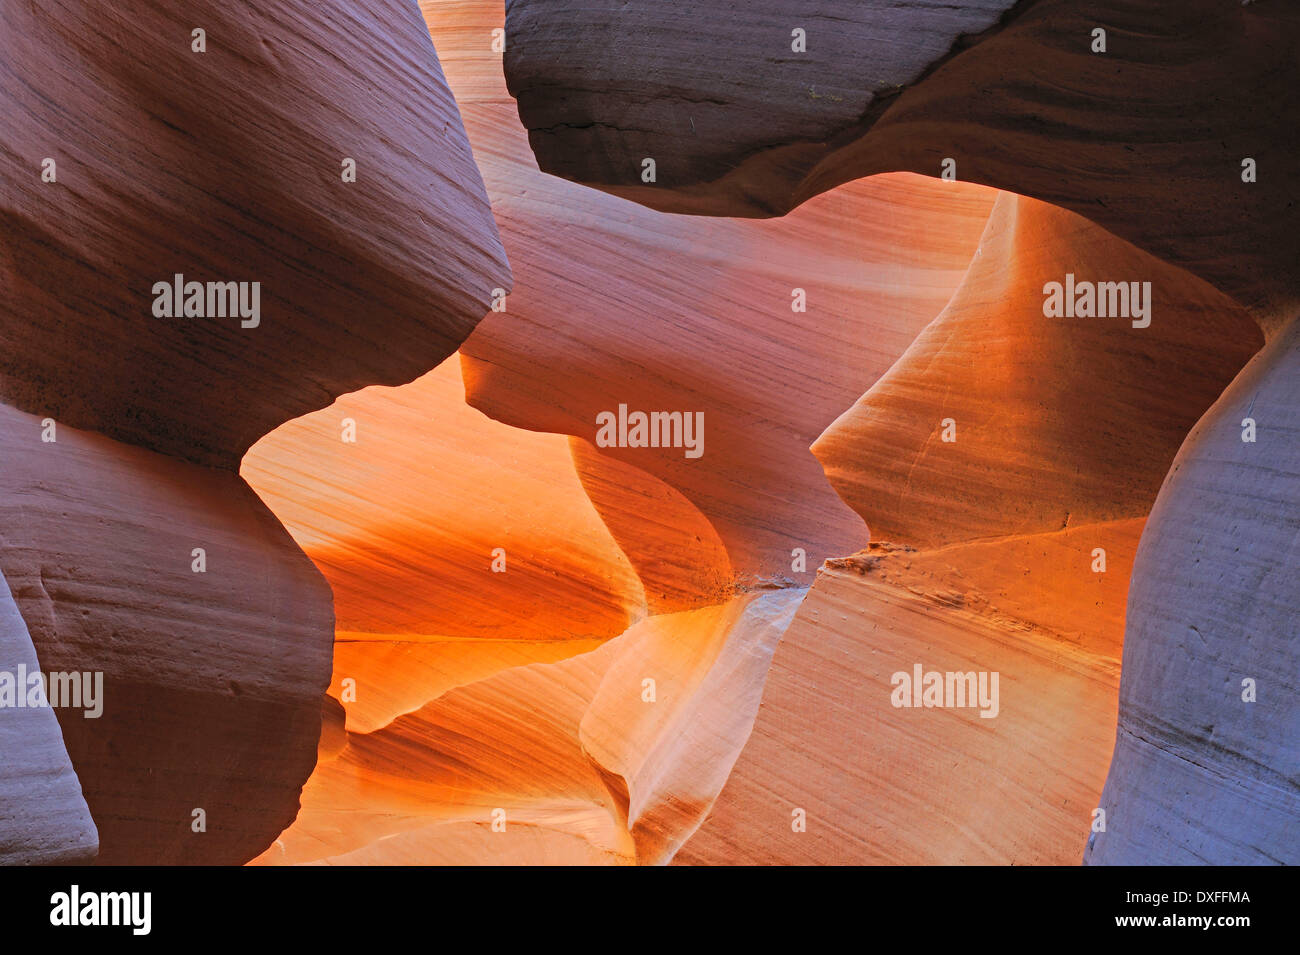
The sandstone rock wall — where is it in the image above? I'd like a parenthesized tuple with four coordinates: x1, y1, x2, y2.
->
(1086, 318, 1300, 864)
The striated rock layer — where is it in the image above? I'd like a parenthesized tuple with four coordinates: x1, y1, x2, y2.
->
(2, 0, 514, 864)
(675, 189, 1269, 863)
(0, 0, 509, 466)
(327, 635, 606, 735)
(256, 590, 802, 865)
(1086, 319, 1300, 865)
(680, 524, 1139, 865)
(506, 0, 1012, 194)
(241, 0, 1294, 867)
(457, 162, 996, 583)
(568, 437, 734, 614)
(579, 589, 805, 864)
(427, 0, 998, 592)
(243, 10, 1004, 865)
(504, 0, 1300, 324)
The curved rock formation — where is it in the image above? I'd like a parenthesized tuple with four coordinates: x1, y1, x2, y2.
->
(505, 0, 1011, 198)
(242, 356, 645, 645)
(679, 523, 1139, 865)
(670, 187, 1270, 864)
(457, 156, 995, 578)
(0, 568, 98, 865)
(579, 588, 804, 863)
(0, 0, 508, 466)
(1086, 318, 1300, 865)
(569, 437, 734, 612)
(248, 0, 1292, 868)
(242, 354, 651, 747)
(0, 404, 333, 864)
(429, 0, 996, 591)
(256, 590, 802, 865)
(504, 0, 1300, 323)
(1, 0, 509, 864)
(812, 192, 1262, 548)
(256, 635, 634, 865)
(327, 635, 606, 735)
(4, 0, 1280, 869)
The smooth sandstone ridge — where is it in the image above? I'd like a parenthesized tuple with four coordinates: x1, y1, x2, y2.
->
(441, 0, 996, 590)
(0, 0, 509, 466)
(2, 0, 1284, 868)
(680, 191, 1275, 862)
(242, 357, 646, 645)
(457, 147, 996, 582)
(245, 0, 1292, 866)
(254, 591, 802, 865)
(812, 191, 1261, 548)
(679, 528, 1136, 865)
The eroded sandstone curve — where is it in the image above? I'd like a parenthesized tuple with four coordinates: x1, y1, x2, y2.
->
(812, 191, 1261, 548)
(242, 356, 646, 645)
(0, 0, 509, 467)
(256, 589, 804, 864)
(680, 522, 1139, 864)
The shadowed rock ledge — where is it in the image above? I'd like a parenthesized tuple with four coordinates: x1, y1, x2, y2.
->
(505, 0, 1300, 324)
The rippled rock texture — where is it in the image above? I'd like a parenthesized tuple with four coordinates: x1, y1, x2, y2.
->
(2, 0, 1293, 868)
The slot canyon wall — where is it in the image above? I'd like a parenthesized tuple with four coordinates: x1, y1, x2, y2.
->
(0, 0, 507, 863)
(1, 0, 1294, 866)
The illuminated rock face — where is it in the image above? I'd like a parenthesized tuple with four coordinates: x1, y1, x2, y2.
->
(458, 167, 995, 586)
(0, 0, 508, 466)
(423, 0, 995, 597)
(812, 192, 1261, 549)
(244, 0, 1287, 867)
(242, 358, 646, 645)
(1086, 319, 1300, 866)
(253, 590, 803, 866)
(677, 532, 1136, 866)
(679, 191, 1276, 864)
(503, 0, 1300, 322)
